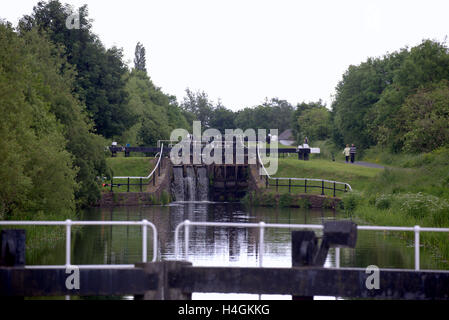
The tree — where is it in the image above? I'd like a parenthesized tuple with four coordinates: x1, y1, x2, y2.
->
(297, 107, 332, 142)
(292, 100, 326, 142)
(121, 70, 188, 146)
(209, 103, 235, 133)
(0, 23, 78, 217)
(19, 1, 135, 139)
(134, 42, 147, 72)
(181, 89, 214, 128)
(398, 80, 449, 153)
(374, 40, 449, 151)
(331, 51, 408, 149)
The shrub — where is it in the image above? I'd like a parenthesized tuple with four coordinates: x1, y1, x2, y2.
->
(259, 193, 277, 207)
(341, 191, 363, 213)
(279, 193, 294, 207)
(160, 191, 170, 205)
(297, 197, 311, 209)
(322, 197, 335, 209)
(375, 194, 392, 210)
(397, 193, 449, 219)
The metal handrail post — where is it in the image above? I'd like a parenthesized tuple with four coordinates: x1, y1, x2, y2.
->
(142, 220, 148, 263)
(65, 219, 72, 266)
(185, 220, 191, 261)
(259, 222, 265, 268)
(415, 225, 420, 271)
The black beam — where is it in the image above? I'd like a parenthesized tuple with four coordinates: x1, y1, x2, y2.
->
(109, 146, 298, 154)
(171, 266, 449, 300)
(0, 268, 157, 297)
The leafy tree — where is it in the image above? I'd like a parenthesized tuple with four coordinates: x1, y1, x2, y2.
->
(292, 100, 327, 142)
(134, 42, 147, 72)
(19, 0, 135, 138)
(398, 80, 449, 153)
(0, 23, 77, 217)
(181, 88, 214, 128)
(234, 98, 294, 133)
(374, 40, 449, 151)
(122, 70, 188, 146)
(209, 103, 236, 133)
(234, 107, 255, 130)
(17, 27, 110, 206)
(331, 51, 408, 149)
(297, 107, 332, 142)
(262, 98, 294, 133)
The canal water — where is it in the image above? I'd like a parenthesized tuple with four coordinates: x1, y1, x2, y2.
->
(29, 202, 449, 299)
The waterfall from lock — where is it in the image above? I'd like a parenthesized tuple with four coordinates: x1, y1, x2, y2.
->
(172, 166, 209, 202)
(196, 166, 209, 201)
(172, 166, 185, 202)
(184, 166, 196, 201)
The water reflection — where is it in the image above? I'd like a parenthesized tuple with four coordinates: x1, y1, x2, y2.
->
(73, 203, 448, 271)
(30, 203, 449, 299)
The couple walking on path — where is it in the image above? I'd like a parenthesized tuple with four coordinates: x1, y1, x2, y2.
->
(343, 144, 356, 163)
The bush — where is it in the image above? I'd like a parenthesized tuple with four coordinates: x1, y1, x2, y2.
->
(397, 193, 449, 219)
(297, 197, 311, 209)
(279, 193, 295, 207)
(341, 191, 363, 213)
(160, 191, 170, 205)
(322, 197, 335, 209)
(375, 194, 392, 210)
(259, 193, 277, 207)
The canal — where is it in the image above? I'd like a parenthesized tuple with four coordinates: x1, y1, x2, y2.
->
(27, 202, 449, 299)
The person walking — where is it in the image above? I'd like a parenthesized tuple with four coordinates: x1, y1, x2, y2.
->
(342, 144, 350, 163)
(350, 144, 356, 163)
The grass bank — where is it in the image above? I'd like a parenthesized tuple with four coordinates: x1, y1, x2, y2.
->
(103, 157, 155, 192)
(251, 146, 449, 261)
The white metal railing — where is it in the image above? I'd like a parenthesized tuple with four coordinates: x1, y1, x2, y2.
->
(256, 143, 353, 191)
(113, 143, 164, 180)
(0, 220, 158, 269)
(174, 220, 449, 271)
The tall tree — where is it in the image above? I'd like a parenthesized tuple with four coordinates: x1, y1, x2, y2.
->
(331, 51, 407, 149)
(181, 89, 214, 128)
(19, 0, 135, 139)
(0, 23, 78, 217)
(292, 100, 326, 142)
(134, 42, 147, 72)
(209, 102, 236, 133)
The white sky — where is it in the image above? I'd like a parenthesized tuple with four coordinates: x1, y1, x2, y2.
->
(2, 0, 449, 111)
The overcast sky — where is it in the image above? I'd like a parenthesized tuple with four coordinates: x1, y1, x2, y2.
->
(2, 0, 449, 110)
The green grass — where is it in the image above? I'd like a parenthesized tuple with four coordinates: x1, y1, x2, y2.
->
(257, 149, 449, 261)
(265, 158, 381, 196)
(104, 157, 155, 192)
(1, 210, 81, 265)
